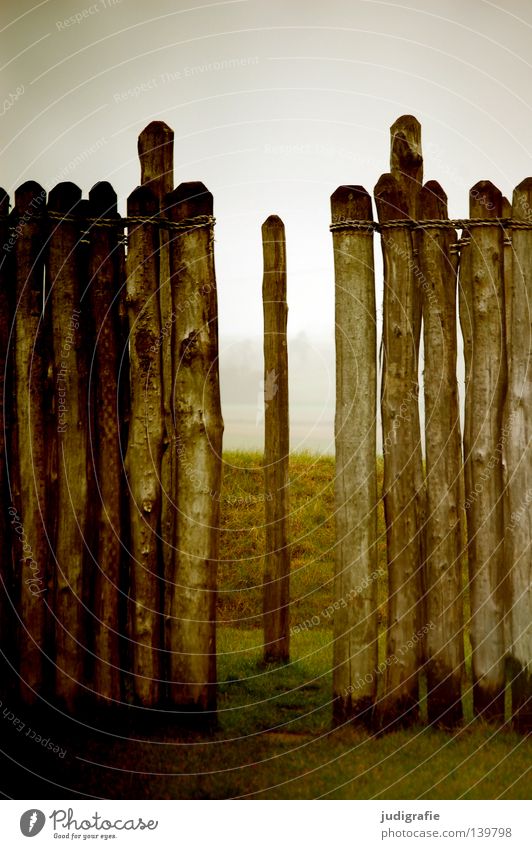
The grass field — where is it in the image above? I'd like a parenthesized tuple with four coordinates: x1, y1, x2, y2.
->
(61, 451, 530, 799)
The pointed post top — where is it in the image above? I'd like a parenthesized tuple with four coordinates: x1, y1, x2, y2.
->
(418, 180, 448, 218)
(469, 180, 502, 217)
(138, 121, 174, 204)
(331, 185, 372, 221)
(390, 114, 423, 191)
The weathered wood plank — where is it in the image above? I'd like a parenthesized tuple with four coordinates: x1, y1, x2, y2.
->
(374, 173, 425, 729)
(125, 185, 164, 707)
(47, 182, 89, 711)
(462, 181, 507, 721)
(12, 182, 49, 703)
(87, 181, 123, 705)
(417, 181, 464, 727)
(0, 188, 14, 694)
(166, 182, 223, 715)
(504, 178, 532, 732)
(138, 122, 175, 611)
(262, 214, 290, 664)
(330, 186, 378, 726)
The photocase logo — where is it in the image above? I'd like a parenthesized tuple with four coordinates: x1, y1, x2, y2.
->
(20, 809, 46, 837)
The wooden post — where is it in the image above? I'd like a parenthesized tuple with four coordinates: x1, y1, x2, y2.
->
(87, 181, 123, 705)
(504, 178, 532, 732)
(461, 181, 507, 721)
(12, 181, 49, 702)
(47, 182, 89, 710)
(417, 181, 464, 726)
(138, 122, 175, 600)
(138, 121, 174, 198)
(262, 215, 290, 664)
(125, 185, 164, 707)
(0, 189, 14, 687)
(330, 186, 378, 725)
(390, 115, 423, 216)
(166, 182, 223, 714)
(374, 173, 425, 728)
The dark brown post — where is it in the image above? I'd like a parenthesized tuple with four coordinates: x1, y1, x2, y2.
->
(138, 121, 174, 199)
(0, 189, 14, 688)
(166, 182, 223, 714)
(47, 182, 90, 710)
(12, 182, 49, 703)
(504, 178, 532, 732)
(461, 181, 507, 721)
(374, 173, 425, 729)
(125, 185, 164, 707)
(87, 181, 123, 705)
(330, 186, 378, 725)
(417, 181, 464, 726)
(262, 215, 290, 664)
(138, 122, 175, 595)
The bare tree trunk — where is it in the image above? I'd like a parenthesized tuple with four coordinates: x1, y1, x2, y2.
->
(417, 181, 464, 727)
(47, 182, 90, 711)
(504, 178, 532, 732)
(125, 185, 164, 707)
(330, 185, 378, 726)
(87, 181, 123, 705)
(166, 182, 223, 715)
(262, 215, 290, 664)
(374, 173, 424, 729)
(12, 182, 49, 704)
(462, 181, 507, 720)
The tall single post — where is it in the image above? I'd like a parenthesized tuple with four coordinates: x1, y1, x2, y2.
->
(374, 173, 425, 728)
(11, 183, 50, 703)
(504, 178, 532, 732)
(87, 181, 124, 705)
(330, 186, 378, 725)
(461, 181, 507, 720)
(47, 182, 90, 711)
(166, 182, 223, 714)
(417, 181, 464, 726)
(138, 122, 175, 600)
(262, 215, 290, 664)
(125, 185, 164, 707)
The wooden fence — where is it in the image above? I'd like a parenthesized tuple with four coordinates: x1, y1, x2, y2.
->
(0, 121, 222, 720)
(332, 115, 531, 733)
(0, 117, 530, 733)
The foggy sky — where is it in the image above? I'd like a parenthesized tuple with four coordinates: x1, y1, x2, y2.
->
(2, 0, 531, 450)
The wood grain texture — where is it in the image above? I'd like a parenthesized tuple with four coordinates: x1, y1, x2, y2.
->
(374, 173, 424, 729)
(0, 189, 15, 697)
(12, 182, 50, 703)
(47, 182, 90, 711)
(462, 181, 507, 721)
(166, 182, 223, 715)
(125, 185, 164, 707)
(87, 181, 124, 704)
(262, 215, 290, 664)
(504, 179, 532, 732)
(138, 122, 176, 615)
(417, 181, 464, 727)
(331, 186, 378, 726)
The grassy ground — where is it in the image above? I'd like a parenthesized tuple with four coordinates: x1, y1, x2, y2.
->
(56, 451, 529, 799)
(218, 450, 388, 629)
(61, 627, 529, 800)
